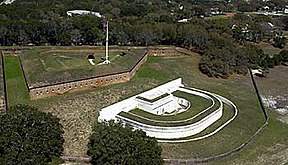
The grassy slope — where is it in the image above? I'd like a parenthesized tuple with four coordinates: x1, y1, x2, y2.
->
(158, 104, 235, 141)
(209, 66, 288, 164)
(3, 48, 288, 163)
(4, 56, 29, 106)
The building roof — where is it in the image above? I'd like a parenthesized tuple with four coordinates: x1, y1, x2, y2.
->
(66, 10, 102, 18)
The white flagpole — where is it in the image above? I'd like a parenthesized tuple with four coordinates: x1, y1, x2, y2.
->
(104, 20, 110, 64)
(105, 21, 108, 61)
(98, 20, 110, 65)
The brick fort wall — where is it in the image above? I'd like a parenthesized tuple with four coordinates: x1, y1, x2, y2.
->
(29, 48, 186, 100)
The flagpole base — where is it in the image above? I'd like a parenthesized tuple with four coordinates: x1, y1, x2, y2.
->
(98, 60, 111, 65)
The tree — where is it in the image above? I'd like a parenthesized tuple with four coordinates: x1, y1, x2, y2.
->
(199, 46, 235, 78)
(279, 50, 288, 62)
(0, 105, 64, 165)
(273, 36, 287, 48)
(87, 121, 163, 165)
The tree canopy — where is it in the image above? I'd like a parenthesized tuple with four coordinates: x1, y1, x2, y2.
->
(0, 0, 287, 78)
(87, 121, 163, 165)
(0, 105, 64, 165)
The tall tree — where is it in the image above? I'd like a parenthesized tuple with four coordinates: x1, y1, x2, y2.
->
(0, 105, 64, 165)
(87, 121, 163, 165)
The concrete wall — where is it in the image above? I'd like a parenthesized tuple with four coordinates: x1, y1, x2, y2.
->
(30, 51, 147, 99)
(116, 105, 223, 139)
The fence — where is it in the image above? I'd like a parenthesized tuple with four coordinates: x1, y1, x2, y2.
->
(0, 51, 7, 112)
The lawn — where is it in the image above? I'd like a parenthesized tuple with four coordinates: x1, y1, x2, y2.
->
(20, 47, 146, 88)
(3, 46, 288, 164)
(3, 56, 29, 107)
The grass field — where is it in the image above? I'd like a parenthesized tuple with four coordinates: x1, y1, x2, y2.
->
(20, 47, 146, 87)
(3, 46, 288, 164)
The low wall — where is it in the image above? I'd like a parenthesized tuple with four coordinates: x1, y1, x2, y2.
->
(116, 105, 223, 139)
(30, 50, 148, 100)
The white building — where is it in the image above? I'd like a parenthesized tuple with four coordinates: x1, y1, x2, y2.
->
(136, 93, 182, 115)
(66, 10, 102, 18)
(177, 18, 189, 23)
(98, 78, 184, 122)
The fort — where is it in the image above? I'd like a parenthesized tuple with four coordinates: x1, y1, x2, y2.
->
(2, 47, 188, 100)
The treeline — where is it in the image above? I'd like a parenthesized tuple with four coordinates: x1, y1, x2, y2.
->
(0, 0, 288, 78)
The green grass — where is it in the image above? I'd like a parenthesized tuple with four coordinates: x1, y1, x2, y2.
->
(4, 56, 29, 106)
(209, 112, 288, 165)
(118, 98, 220, 127)
(136, 93, 170, 103)
(136, 57, 168, 82)
(3, 47, 287, 163)
(158, 104, 235, 141)
(20, 47, 146, 87)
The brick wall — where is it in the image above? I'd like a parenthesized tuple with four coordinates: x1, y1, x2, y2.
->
(147, 48, 180, 56)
